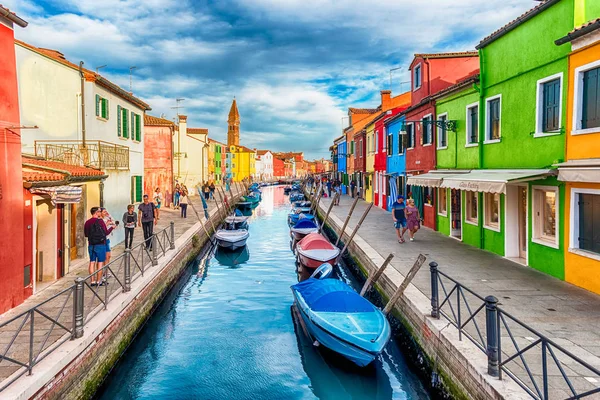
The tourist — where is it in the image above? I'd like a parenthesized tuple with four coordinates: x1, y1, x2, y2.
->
(350, 180, 356, 198)
(122, 204, 137, 249)
(326, 179, 332, 198)
(138, 194, 157, 250)
(406, 199, 421, 242)
(334, 182, 341, 205)
(84, 207, 114, 286)
(209, 180, 216, 200)
(154, 187, 163, 219)
(180, 190, 189, 218)
(203, 182, 210, 200)
(101, 207, 118, 264)
(391, 195, 407, 244)
(173, 183, 181, 209)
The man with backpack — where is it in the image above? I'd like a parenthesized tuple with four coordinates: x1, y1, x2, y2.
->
(138, 194, 158, 250)
(84, 207, 115, 286)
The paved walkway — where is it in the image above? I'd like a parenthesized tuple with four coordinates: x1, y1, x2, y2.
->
(0, 185, 242, 384)
(319, 194, 600, 399)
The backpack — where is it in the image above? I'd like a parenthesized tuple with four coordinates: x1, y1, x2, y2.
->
(89, 219, 106, 245)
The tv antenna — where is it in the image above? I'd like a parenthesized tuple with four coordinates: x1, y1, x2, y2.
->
(171, 98, 185, 116)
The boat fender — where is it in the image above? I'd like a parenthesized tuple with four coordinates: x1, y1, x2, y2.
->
(313, 340, 320, 347)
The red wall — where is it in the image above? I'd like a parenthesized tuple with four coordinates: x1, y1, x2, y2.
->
(0, 22, 26, 313)
(353, 132, 366, 172)
(144, 126, 173, 206)
(405, 103, 436, 174)
(273, 158, 284, 177)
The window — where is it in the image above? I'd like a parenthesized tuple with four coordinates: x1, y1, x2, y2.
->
(350, 141, 355, 155)
(576, 193, 600, 254)
(484, 192, 500, 230)
(535, 73, 563, 136)
(414, 64, 422, 90)
(95, 95, 109, 120)
(422, 114, 433, 145)
(131, 176, 143, 203)
(465, 191, 478, 224)
(437, 113, 448, 148)
(466, 103, 478, 146)
(359, 139, 363, 158)
(117, 106, 129, 138)
(375, 133, 379, 154)
(438, 188, 447, 216)
(579, 65, 600, 131)
(387, 135, 393, 156)
(532, 186, 558, 248)
(424, 186, 433, 205)
(397, 130, 404, 155)
(486, 95, 501, 142)
(406, 123, 414, 149)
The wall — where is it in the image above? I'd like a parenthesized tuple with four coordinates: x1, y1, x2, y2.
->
(182, 134, 207, 187)
(144, 125, 174, 206)
(405, 103, 436, 174)
(35, 199, 57, 282)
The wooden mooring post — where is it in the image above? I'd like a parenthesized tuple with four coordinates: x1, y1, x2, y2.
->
(310, 191, 323, 215)
(334, 197, 360, 246)
(319, 192, 339, 232)
(188, 198, 213, 242)
(383, 254, 427, 315)
(337, 202, 373, 260)
(359, 253, 394, 296)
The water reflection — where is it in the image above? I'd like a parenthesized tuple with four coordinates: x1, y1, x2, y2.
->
(214, 246, 250, 268)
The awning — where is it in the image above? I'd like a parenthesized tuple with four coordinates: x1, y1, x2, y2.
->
(407, 170, 470, 188)
(440, 169, 556, 194)
(30, 186, 82, 205)
(555, 159, 600, 183)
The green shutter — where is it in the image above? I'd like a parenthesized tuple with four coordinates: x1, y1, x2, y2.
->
(123, 108, 129, 139)
(131, 111, 135, 140)
(131, 176, 135, 203)
(117, 105, 122, 136)
(136, 114, 141, 141)
(95, 95, 100, 117)
(102, 98, 109, 119)
(136, 176, 143, 202)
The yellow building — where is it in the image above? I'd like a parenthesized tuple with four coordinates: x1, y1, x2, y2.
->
(365, 120, 375, 203)
(228, 145, 256, 182)
(555, 19, 600, 294)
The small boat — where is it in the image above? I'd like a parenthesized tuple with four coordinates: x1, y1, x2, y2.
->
(293, 201, 312, 208)
(290, 193, 305, 202)
(215, 229, 249, 250)
(224, 215, 249, 230)
(288, 212, 315, 226)
(284, 186, 292, 194)
(236, 201, 253, 212)
(296, 233, 340, 269)
(292, 206, 312, 214)
(244, 193, 260, 204)
(291, 270, 391, 367)
(290, 218, 320, 241)
(215, 246, 250, 267)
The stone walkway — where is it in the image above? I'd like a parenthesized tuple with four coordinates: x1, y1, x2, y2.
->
(319, 194, 600, 399)
(0, 185, 243, 385)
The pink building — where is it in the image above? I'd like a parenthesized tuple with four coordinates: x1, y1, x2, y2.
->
(144, 115, 175, 206)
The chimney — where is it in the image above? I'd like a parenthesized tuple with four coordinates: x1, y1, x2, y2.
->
(381, 90, 391, 111)
(178, 115, 187, 137)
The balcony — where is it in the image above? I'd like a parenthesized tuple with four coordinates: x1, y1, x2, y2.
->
(35, 140, 129, 170)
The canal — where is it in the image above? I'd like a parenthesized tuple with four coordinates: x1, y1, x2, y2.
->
(96, 186, 429, 400)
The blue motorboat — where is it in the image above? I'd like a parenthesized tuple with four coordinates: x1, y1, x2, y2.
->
(290, 218, 319, 241)
(291, 277, 391, 367)
(288, 212, 315, 226)
(290, 193, 305, 202)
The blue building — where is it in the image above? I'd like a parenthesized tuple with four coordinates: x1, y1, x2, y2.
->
(334, 136, 347, 194)
(385, 114, 407, 210)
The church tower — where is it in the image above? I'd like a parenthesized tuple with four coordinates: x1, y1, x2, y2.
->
(227, 98, 240, 147)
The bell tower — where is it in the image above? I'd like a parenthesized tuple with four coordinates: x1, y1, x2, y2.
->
(227, 98, 240, 147)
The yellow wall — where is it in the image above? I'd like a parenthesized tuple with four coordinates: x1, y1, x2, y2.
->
(230, 146, 255, 181)
(365, 124, 375, 203)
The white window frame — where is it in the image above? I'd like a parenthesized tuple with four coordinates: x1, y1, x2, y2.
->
(569, 188, 600, 261)
(406, 122, 415, 150)
(465, 102, 479, 147)
(375, 133, 379, 154)
(534, 72, 563, 137)
(464, 191, 479, 226)
(572, 59, 600, 136)
(437, 112, 448, 150)
(483, 192, 501, 232)
(413, 63, 422, 91)
(531, 185, 559, 249)
(484, 94, 502, 144)
(422, 113, 433, 147)
(437, 188, 448, 216)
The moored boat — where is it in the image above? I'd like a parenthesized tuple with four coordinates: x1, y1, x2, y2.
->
(215, 229, 249, 250)
(288, 212, 315, 226)
(290, 218, 319, 241)
(296, 233, 340, 269)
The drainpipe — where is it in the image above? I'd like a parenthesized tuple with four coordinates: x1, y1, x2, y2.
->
(478, 49, 485, 250)
(79, 62, 86, 146)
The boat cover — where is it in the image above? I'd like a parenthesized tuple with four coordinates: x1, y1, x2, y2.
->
(292, 279, 373, 313)
(293, 219, 318, 230)
(235, 209, 243, 216)
(298, 233, 334, 250)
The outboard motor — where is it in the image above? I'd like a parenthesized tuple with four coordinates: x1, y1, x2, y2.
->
(310, 263, 333, 280)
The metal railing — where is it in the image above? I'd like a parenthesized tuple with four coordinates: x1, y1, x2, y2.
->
(0, 223, 175, 392)
(34, 140, 130, 170)
(430, 262, 600, 400)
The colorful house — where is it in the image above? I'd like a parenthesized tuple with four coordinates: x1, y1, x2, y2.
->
(365, 123, 375, 203)
(353, 129, 366, 197)
(256, 150, 274, 181)
(334, 135, 347, 193)
(144, 115, 175, 206)
(228, 145, 256, 182)
(208, 138, 226, 183)
(555, 14, 600, 294)
(273, 156, 285, 179)
(177, 114, 209, 189)
(382, 105, 411, 210)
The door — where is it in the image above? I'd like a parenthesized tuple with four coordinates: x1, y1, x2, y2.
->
(451, 189, 462, 239)
(56, 204, 64, 279)
(70, 204, 78, 260)
(518, 187, 527, 260)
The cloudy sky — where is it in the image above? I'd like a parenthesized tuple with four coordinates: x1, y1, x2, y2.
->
(6, 0, 535, 159)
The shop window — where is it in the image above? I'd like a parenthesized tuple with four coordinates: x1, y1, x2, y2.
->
(424, 186, 433, 206)
(438, 188, 447, 216)
(484, 192, 500, 230)
(465, 191, 478, 225)
(532, 187, 558, 248)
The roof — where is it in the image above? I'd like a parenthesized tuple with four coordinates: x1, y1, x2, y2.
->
(256, 149, 271, 156)
(0, 5, 27, 27)
(144, 114, 175, 127)
(432, 73, 480, 100)
(15, 40, 151, 111)
(477, 0, 561, 49)
(556, 18, 600, 45)
(234, 145, 255, 153)
(208, 137, 226, 146)
(228, 99, 240, 122)
(414, 51, 478, 59)
(22, 155, 106, 186)
(187, 128, 208, 135)
(348, 107, 380, 114)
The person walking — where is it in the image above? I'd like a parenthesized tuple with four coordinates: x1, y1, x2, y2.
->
(154, 187, 163, 219)
(405, 198, 421, 242)
(122, 204, 137, 249)
(180, 190, 189, 218)
(173, 183, 181, 209)
(391, 195, 407, 243)
(84, 207, 114, 286)
(209, 180, 216, 200)
(326, 179, 332, 198)
(350, 180, 356, 198)
(334, 182, 341, 205)
(203, 182, 210, 201)
(138, 194, 157, 250)
(101, 208, 118, 264)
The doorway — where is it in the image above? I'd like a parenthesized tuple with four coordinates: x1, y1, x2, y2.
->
(451, 189, 462, 239)
(56, 204, 64, 279)
(517, 187, 527, 261)
(505, 185, 528, 265)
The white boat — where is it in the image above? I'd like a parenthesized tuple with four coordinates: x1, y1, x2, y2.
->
(215, 229, 249, 250)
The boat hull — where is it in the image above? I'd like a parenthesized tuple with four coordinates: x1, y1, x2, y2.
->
(216, 237, 248, 251)
(291, 228, 319, 241)
(297, 253, 337, 269)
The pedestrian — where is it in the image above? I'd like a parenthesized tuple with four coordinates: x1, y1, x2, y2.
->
(350, 180, 356, 198)
(203, 182, 210, 201)
(138, 194, 157, 250)
(405, 198, 421, 242)
(101, 207, 118, 264)
(122, 204, 137, 249)
(84, 207, 114, 286)
(180, 190, 189, 218)
(154, 187, 163, 219)
(209, 180, 216, 200)
(391, 195, 407, 244)
(327, 179, 332, 198)
(334, 182, 341, 205)
(173, 183, 181, 209)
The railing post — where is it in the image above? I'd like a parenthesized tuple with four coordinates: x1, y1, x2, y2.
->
(28, 310, 34, 374)
(124, 249, 131, 292)
(152, 235, 158, 266)
(72, 277, 84, 339)
(170, 221, 175, 250)
(430, 262, 440, 319)
(485, 295, 500, 377)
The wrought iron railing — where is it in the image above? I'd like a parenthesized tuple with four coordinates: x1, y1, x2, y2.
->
(34, 140, 129, 170)
(430, 263, 600, 400)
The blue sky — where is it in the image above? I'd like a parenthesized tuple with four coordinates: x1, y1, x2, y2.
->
(6, 0, 535, 159)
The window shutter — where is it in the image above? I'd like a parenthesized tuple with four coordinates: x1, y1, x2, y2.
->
(95, 95, 100, 117)
(123, 108, 129, 139)
(582, 67, 600, 130)
(136, 176, 143, 202)
(130, 111, 135, 140)
(420, 123, 424, 145)
(117, 105, 122, 136)
(103, 99, 109, 119)
(131, 176, 135, 203)
(136, 114, 141, 141)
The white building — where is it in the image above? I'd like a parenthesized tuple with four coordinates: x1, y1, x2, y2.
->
(176, 115, 209, 192)
(16, 40, 151, 245)
(256, 150, 273, 181)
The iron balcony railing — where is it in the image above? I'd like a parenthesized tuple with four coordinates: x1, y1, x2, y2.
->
(34, 140, 130, 170)
(429, 263, 600, 400)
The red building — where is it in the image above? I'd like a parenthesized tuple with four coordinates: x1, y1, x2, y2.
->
(144, 115, 175, 206)
(353, 129, 366, 197)
(0, 6, 27, 313)
(273, 157, 284, 179)
(405, 52, 479, 229)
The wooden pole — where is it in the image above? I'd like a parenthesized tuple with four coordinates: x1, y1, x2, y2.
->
(218, 187, 231, 214)
(213, 188, 224, 218)
(335, 197, 360, 246)
(383, 254, 427, 315)
(310, 191, 322, 215)
(187, 197, 212, 242)
(337, 203, 373, 260)
(360, 253, 394, 296)
(319, 192, 339, 232)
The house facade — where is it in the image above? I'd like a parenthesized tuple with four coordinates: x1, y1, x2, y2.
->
(256, 150, 274, 181)
(334, 135, 346, 193)
(208, 138, 226, 183)
(383, 105, 410, 210)
(176, 115, 209, 190)
(365, 122, 375, 203)
(273, 156, 284, 179)
(144, 115, 175, 206)
(353, 129, 366, 197)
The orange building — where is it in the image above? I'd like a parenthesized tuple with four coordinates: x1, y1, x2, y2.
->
(144, 115, 175, 206)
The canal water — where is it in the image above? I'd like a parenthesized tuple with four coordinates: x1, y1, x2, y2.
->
(96, 186, 429, 400)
